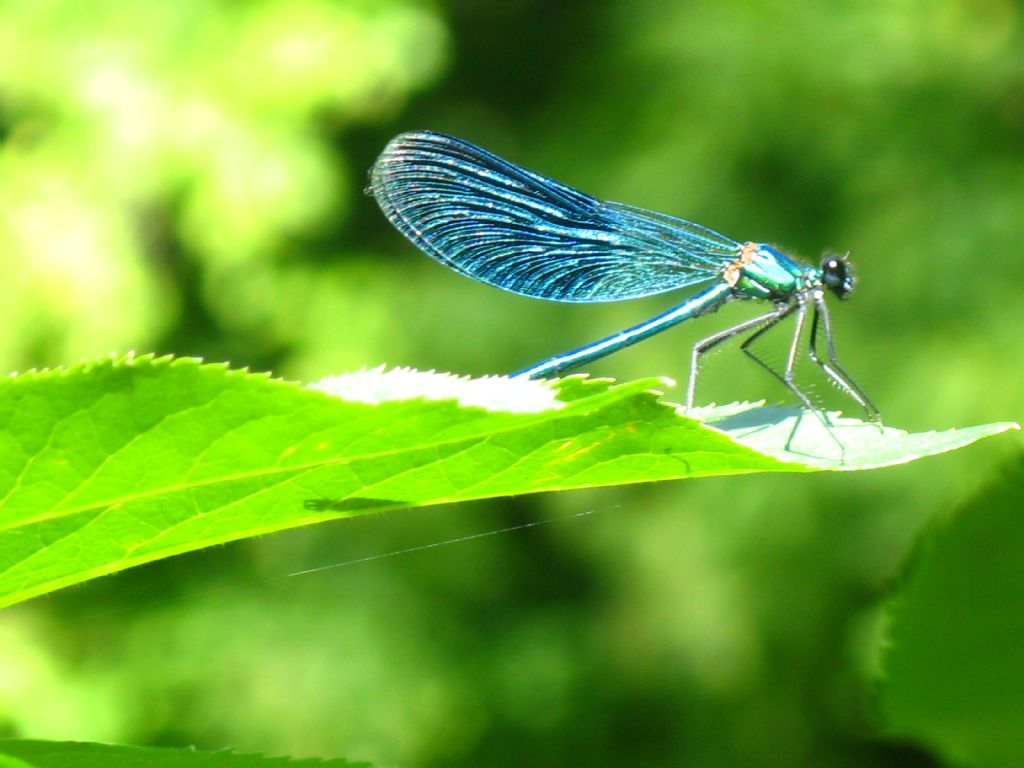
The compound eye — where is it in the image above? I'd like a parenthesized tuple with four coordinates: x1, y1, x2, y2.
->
(821, 255, 854, 299)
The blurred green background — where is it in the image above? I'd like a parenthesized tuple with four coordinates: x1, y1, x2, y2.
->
(1, 0, 1022, 766)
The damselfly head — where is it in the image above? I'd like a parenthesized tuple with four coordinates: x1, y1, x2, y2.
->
(820, 252, 854, 300)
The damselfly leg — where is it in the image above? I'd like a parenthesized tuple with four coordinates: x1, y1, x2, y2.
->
(808, 295, 881, 424)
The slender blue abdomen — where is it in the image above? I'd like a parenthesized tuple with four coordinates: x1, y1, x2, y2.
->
(513, 282, 734, 378)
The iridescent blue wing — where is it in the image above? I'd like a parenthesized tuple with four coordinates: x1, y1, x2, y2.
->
(370, 131, 739, 303)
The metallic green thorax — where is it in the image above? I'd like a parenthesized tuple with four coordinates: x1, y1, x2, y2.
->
(730, 243, 813, 301)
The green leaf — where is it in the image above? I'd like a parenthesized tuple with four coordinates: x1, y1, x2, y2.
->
(0, 740, 365, 768)
(0, 356, 1015, 608)
(693, 402, 1018, 470)
(877, 455, 1024, 768)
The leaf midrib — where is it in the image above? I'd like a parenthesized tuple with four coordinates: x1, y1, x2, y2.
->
(0, 391, 713, 532)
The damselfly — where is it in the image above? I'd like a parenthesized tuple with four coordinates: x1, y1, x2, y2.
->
(369, 131, 878, 424)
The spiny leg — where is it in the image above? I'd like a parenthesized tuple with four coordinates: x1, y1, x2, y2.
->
(686, 306, 791, 410)
(740, 301, 846, 456)
(739, 302, 819, 415)
(808, 295, 881, 424)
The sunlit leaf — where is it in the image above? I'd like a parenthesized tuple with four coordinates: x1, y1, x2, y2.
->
(0, 356, 1014, 608)
(0, 740, 365, 768)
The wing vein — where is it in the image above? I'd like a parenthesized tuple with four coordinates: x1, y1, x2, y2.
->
(370, 131, 740, 303)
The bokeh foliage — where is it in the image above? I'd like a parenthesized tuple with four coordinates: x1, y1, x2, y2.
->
(0, 0, 1021, 766)
(880, 457, 1024, 768)
(0, 0, 445, 370)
